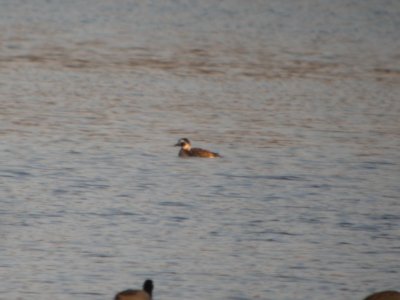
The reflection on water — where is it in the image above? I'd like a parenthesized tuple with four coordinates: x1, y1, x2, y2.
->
(1, 0, 399, 300)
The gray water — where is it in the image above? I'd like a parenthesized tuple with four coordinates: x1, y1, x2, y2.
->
(1, 0, 399, 299)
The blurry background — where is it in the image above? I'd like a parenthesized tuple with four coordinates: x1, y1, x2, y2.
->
(0, 0, 399, 299)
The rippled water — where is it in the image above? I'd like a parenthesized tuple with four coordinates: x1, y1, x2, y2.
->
(1, 0, 399, 299)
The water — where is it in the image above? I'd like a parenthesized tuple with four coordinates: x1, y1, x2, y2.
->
(1, 0, 399, 299)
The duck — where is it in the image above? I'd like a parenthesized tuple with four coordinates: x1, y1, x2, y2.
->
(174, 138, 220, 158)
(114, 279, 153, 300)
(363, 290, 400, 300)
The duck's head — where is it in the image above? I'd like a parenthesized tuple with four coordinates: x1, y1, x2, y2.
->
(143, 279, 153, 296)
(174, 138, 191, 150)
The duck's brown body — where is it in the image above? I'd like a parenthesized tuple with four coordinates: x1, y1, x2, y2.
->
(175, 138, 220, 158)
(115, 290, 151, 300)
(178, 147, 220, 158)
(114, 279, 153, 300)
(364, 291, 400, 300)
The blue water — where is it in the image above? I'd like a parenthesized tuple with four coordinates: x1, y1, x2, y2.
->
(1, 0, 399, 299)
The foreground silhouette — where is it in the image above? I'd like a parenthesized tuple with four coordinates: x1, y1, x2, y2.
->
(114, 279, 153, 300)
(364, 290, 400, 300)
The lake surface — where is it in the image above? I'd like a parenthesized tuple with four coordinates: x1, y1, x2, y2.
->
(0, 0, 399, 299)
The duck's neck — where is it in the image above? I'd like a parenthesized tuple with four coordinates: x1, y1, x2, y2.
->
(182, 144, 191, 151)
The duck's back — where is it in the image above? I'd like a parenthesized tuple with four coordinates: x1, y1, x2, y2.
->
(364, 291, 400, 300)
(189, 147, 220, 158)
(114, 290, 150, 300)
